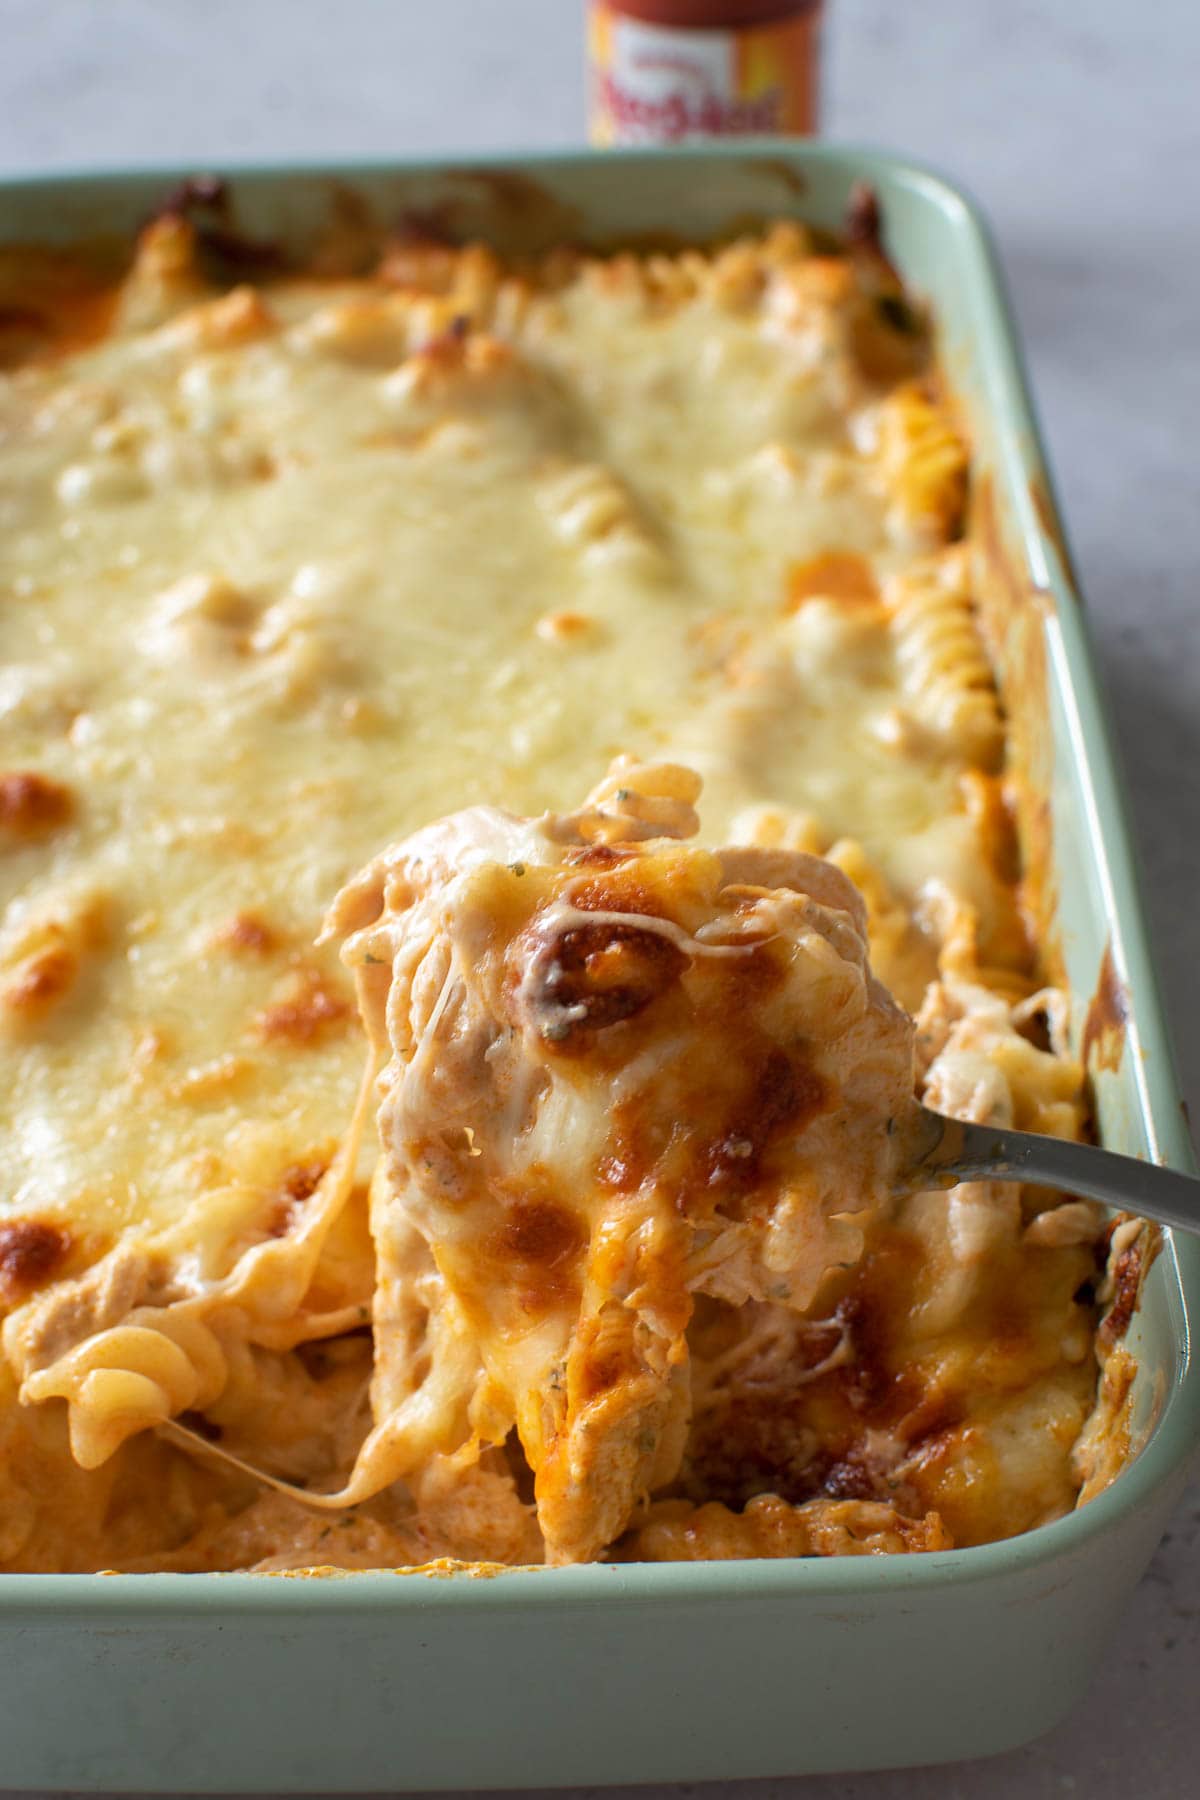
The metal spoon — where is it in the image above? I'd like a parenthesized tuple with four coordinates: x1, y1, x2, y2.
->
(904, 1105, 1200, 1234)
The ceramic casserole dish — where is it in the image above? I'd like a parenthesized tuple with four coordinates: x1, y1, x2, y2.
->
(0, 145, 1196, 1791)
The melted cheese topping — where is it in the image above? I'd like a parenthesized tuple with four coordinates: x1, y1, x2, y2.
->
(0, 221, 993, 1242)
(0, 213, 1137, 1572)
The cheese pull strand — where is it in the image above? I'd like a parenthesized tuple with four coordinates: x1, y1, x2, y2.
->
(161, 1418, 380, 1513)
(8, 1046, 379, 1466)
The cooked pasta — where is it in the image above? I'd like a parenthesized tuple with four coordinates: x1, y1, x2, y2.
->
(0, 198, 1147, 1570)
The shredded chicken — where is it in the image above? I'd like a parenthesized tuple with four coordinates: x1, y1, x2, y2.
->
(327, 759, 919, 1563)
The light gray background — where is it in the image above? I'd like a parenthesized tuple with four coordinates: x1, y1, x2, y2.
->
(2, 0, 1198, 1793)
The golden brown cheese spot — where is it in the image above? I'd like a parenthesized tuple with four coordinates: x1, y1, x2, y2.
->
(496, 1197, 584, 1269)
(595, 1120, 655, 1195)
(280, 1160, 328, 1204)
(169, 1052, 256, 1103)
(487, 1191, 586, 1319)
(693, 945, 825, 1186)
(209, 910, 279, 957)
(785, 552, 879, 612)
(529, 919, 687, 1046)
(2, 891, 109, 1034)
(176, 286, 276, 349)
(0, 1220, 70, 1301)
(253, 965, 352, 1045)
(2, 939, 77, 1021)
(535, 609, 593, 643)
(700, 1043, 828, 1199)
(786, 254, 857, 308)
(400, 327, 513, 401)
(0, 772, 75, 840)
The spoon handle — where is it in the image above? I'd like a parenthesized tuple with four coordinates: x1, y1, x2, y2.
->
(912, 1109, 1200, 1236)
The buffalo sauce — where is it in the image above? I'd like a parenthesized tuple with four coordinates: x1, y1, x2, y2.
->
(588, 0, 822, 144)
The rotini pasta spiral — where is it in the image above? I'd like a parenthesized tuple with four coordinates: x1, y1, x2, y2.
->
(22, 1311, 230, 1468)
(886, 553, 1004, 768)
(6, 1043, 378, 1474)
(874, 380, 968, 546)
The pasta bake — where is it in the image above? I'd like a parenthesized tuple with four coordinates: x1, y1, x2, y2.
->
(0, 189, 1146, 1570)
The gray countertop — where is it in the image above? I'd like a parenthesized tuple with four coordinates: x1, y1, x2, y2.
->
(2, 1, 1198, 1793)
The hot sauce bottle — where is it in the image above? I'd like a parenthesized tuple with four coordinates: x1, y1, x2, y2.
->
(588, 0, 823, 145)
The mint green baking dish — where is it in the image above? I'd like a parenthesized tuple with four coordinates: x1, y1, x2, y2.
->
(0, 146, 1196, 1792)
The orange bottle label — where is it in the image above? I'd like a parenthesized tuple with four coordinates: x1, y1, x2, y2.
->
(588, 1, 821, 145)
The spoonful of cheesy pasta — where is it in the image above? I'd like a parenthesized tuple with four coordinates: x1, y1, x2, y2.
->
(323, 758, 921, 1563)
